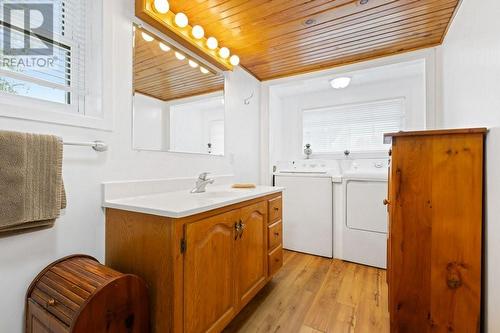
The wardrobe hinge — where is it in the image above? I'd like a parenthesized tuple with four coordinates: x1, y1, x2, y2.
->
(180, 238, 187, 254)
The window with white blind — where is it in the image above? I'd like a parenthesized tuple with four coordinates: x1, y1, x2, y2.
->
(0, 0, 87, 112)
(302, 98, 405, 154)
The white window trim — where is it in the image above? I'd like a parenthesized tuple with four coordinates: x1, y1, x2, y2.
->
(0, 0, 113, 131)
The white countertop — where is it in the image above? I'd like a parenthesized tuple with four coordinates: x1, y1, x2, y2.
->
(103, 185, 283, 218)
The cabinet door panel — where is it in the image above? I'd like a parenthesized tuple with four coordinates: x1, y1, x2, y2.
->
(27, 299, 68, 333)
(184, 210, 239, 333)
(389, 134, 483, 332)
(237, 201, 267, 307)
(389, 137, 433, 332)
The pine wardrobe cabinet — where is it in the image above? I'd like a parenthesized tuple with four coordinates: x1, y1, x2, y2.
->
(384, 128, 486, 333)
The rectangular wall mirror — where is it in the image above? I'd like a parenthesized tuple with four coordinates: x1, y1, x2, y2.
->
(132, 25, 225, 155)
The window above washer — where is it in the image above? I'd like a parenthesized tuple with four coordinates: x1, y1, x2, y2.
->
(302, 98, 405, 154)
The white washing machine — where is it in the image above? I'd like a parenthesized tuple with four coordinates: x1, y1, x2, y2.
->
(338, 161, 388, 268)
(274, 161, 337, 258)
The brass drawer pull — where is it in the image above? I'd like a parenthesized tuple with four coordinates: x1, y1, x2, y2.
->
(47, 298, 56, 306)
(274, 232, 280, 236)
(234, 222, 239, 239)
(239, 221, 246, 239)
(234, 220, 246, 239)
(383, 199, 390, 206)
(273, 207, 280, 211)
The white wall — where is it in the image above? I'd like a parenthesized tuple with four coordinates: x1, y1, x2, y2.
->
(133, 93, 166, 150)
(225, 68, 261, 182)
(437, 1, 500, 331)
(169, 95, 225, 155)
(0, 0, 261, 331)
(268, 93, 285, 163)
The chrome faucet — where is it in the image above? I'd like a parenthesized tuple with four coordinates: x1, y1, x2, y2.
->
(190, 172, 215, 193)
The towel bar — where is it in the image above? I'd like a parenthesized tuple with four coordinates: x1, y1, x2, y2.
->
(63, 140, 108, 152)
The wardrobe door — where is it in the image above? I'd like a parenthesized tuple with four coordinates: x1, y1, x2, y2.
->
(389, 135, 434, 332)
(389, 132, 483, 333)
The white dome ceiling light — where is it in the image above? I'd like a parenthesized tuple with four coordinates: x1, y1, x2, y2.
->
(330, 77, 351, 89)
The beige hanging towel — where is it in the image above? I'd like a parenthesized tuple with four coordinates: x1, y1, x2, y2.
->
(0, 130, 66, 233)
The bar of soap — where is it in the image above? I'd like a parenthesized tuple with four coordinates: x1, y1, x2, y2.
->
(231, 183, 256, 189)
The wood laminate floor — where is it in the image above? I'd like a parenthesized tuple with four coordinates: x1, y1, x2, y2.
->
(224, 250, 389, 333)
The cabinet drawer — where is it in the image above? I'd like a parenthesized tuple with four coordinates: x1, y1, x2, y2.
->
(27, 299, 68, 333)
(268, 221, 282, 251)
(268, 246, 283, 276)
(268, 196, 282, 223)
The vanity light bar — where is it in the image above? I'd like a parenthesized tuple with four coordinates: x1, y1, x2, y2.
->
(148, 0, 239, 70)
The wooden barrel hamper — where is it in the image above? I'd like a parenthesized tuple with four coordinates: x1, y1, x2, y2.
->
(26, 255, 149, 333)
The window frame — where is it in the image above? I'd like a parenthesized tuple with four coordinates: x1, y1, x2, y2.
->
(300, 97, 406, 157)
(0, 0, 111, 131)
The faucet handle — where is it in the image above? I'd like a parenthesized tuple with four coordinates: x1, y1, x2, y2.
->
(198, 172, 210, 180)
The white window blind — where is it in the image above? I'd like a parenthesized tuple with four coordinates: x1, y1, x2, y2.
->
(302, 98, 405, 153)
(0, 0, 87, 111)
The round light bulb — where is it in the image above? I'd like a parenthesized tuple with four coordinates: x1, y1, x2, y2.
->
(153, 0, 169, 14)
(188, 59, 198, 68)
(330, 77, 351, 89)
(159, 42, 170, 52)
(141, 32, 154, 42)
(175, 51, 186, 60)
(174, 13, 188, 28)
(229, 55, 240, 66)
(218, 47, 230, 59)
(206, 37, 218, 50)
(200, 67, 209, 74)
(192, 25, 205, 39)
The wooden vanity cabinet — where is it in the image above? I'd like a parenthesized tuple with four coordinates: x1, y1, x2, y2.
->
(105, 192, 283, 333)
(385, 129, 486, 333)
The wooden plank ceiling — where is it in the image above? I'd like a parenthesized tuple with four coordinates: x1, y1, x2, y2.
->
(134, 28, 224, 101)
(168, 0, 461, 80)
